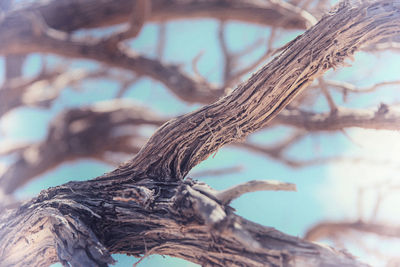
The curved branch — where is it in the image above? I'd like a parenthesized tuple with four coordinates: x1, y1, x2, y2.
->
(25, 0, 315, 32)
(0, 11, 222, 104)
(1, 2, 399, 267)
(121, 0, 400, 180)
(4, 103, 399, 195)
(0, 179, 367, 267)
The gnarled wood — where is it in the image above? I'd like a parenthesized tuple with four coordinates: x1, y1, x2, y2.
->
(1, 1, 400, 267)
(122, 0, 400, 180)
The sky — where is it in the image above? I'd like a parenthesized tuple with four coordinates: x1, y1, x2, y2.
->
(1, 16, 400, 267)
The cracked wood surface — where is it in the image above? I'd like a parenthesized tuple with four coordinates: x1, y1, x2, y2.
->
(1, 1, 400, 267)
(119, 0, 400, 180)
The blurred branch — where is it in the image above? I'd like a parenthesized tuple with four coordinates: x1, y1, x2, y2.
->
(4, 103, 400, 194)
(21, 0, 315, 32)
(4, 54, 26, 81)
(318, 77, 338, 114)
(156, 23, 166, 60)
(100, 0, 150, 49)
(275, 105, 400, 131)
(0, 100, 166, 194)
(305, 221, 400, 241)
(0, 68, 109, 118)
(0, 11, 223, 104)
(321, 79, 400, 94)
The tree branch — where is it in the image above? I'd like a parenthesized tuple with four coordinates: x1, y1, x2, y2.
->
(121, 0, 400, 180)
(0, 100, 166, 194)
(26, 0, 315, 33)
(275, 105, 400, 131)
(1, 2, 400, 266)
(215, 180, 296, 205)
(305, 221, 400, 241)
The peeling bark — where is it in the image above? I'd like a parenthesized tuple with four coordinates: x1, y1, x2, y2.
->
(0, 178, 366, 267)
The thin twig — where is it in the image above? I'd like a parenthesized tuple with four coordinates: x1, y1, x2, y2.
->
(215, 180, 296, 205)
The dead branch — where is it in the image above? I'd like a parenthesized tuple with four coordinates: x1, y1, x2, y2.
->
(215, 180, 296, 205)
(1, 1, 399, 267)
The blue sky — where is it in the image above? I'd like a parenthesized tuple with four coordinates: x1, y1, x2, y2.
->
(1, 17, 400, 267)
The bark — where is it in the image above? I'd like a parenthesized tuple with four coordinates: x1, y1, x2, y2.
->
(3, 103, 399, 195)
(0, 178, 365, 267)
(1, 1, 400, 267)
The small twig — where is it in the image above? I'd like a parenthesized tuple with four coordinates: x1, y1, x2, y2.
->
(156, 23, 166, 60)
(321, 79, 400, 95)
(340, 129, 363, 148)
(370, 191, 383, 222)
(101, 0, 150, 48)
(318, 77, 337, 114)
(226, 28, 277, 87)
(115, 75, 141, 98)
(218, 21, 233, 85)
(215, 180, 296, 205)
(191, 50, 208, 82)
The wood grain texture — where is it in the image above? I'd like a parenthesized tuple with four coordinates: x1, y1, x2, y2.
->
(1, 1, 400, 267)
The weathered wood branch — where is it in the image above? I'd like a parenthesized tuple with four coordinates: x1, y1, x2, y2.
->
(1, 1, 400, 267)
(3, 102, 400, 195)
(0, 178, 367, 267)
(122, 0, 400, 180)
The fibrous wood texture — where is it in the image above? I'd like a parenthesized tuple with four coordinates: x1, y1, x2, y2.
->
(1, 1, 400, 267)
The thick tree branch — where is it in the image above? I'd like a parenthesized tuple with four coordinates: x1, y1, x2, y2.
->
(0, 178, 367, 267)
(3, 102, 399, 195)
(120, 0, 400, 181)
(1, 2, 400, 267)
